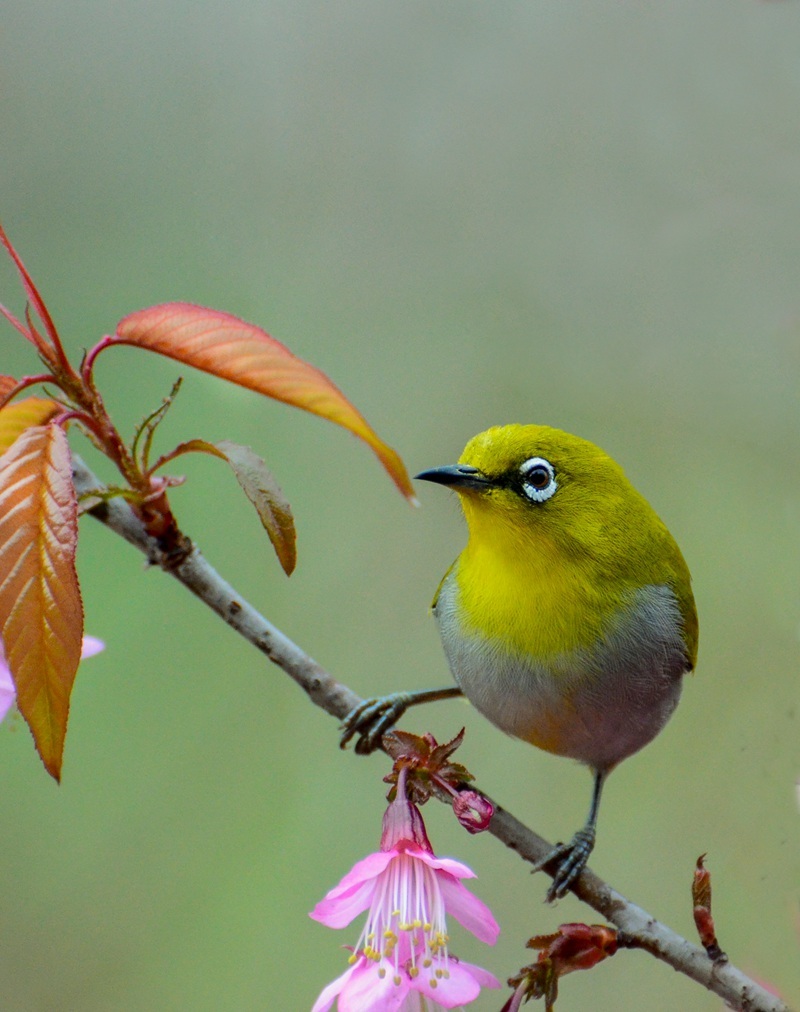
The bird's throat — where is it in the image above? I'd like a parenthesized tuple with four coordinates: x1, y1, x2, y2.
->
(455, 527, 621, 658)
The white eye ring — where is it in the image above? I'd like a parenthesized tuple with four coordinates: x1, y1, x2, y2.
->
(520, 457, 557, 503)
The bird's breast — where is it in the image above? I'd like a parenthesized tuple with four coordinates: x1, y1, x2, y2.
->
(433, 565, 690, 771)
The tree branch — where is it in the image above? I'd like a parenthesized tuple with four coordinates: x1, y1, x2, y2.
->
(71, 456, 790, 1012)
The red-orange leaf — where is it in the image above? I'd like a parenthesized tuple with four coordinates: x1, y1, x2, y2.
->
(0, 397, 60, 455)
(0, 423, 83, 780)
(0, 224, 60, 352)
(112, 303, 416, 502)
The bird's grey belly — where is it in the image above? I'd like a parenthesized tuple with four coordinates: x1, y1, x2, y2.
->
(433, 580, 689, 772)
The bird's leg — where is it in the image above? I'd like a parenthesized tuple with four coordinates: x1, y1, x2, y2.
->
(535, 768, 606, 903)
(339, 686, 464, 754)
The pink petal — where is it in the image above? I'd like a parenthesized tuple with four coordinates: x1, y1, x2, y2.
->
(310, 850, 396, 927)
(338, 959, 410, 1012)
(413, 958, 485, 1007)
(418, 852, 477, 880)
(399, 843, 477, 881)
(391, 997, 436, 1012)
(311, 961, 360, 1012)
(310, 876, 379, 929)
(456, 961, 501, 989)
(0, 659, 14, 722)
(80, 636, 105, 659)
(437, 875, 500, 945)
(321, 850, 395, 901)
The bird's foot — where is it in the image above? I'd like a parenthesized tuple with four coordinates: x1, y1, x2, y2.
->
(339, 692, 413, 754)
(534, 826, 596, 903)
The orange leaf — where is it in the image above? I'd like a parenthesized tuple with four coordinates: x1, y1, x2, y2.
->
(0, 397, 60, 455)
(112, 303, 416, 502)
(0, 423, 83, 780)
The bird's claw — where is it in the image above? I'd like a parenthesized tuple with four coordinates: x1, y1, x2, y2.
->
(534, 826, 596, 903)
(339, 692, 413, 754)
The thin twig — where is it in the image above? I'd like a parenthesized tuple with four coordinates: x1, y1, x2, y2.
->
(71, 456, 792, 1012)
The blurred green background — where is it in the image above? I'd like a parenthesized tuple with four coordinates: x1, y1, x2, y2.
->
(1, 2, 798, 1009)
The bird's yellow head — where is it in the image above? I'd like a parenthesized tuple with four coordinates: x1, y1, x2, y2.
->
(416, 424, 695, 627)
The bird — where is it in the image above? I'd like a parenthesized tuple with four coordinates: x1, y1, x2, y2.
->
(342, 424, 698, 901)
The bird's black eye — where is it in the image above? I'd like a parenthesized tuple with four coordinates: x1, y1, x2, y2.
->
(526, 464, 550, 489)
(520, 457, 557, 503)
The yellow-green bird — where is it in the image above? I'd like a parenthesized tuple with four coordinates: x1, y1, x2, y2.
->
(344, 424, 698, 902)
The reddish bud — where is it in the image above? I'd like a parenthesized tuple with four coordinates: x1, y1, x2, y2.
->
(508, 923, 619, 1009)
(452, 789, 494, 833)
(529, 922, 619, 974)
(692, 854, 726, 962)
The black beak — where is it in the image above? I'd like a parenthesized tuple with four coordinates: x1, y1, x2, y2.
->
(414, 464, 492, 490)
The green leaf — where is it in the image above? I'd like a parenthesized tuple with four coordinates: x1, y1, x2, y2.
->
(151, 438, 296, 575)
(217, 440, 296, 576)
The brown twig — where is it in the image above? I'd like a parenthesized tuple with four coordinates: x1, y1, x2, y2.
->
(71, 455, 792, 1012)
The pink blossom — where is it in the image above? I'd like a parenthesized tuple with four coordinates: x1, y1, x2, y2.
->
(0, 635, 104, 723)
(310, 785, 500, 1011)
